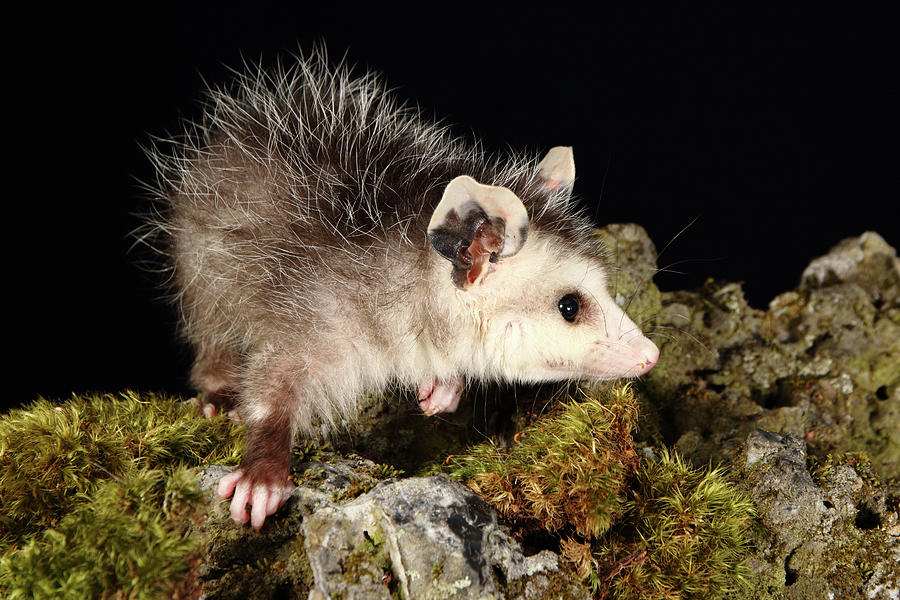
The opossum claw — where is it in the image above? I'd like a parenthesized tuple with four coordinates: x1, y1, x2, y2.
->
(218, 468, 291, 530)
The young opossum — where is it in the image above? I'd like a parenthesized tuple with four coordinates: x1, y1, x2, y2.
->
(145, 53, 659, 529)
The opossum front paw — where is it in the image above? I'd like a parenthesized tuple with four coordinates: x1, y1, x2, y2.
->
(418, 376, 464, 415)
(185, 392, 242, 421)
(183, 396, 217, 419)
(217, 468, 292, 530)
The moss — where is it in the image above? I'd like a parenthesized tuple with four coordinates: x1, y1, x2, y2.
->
(0, 391, 244, 598)
(331, 476, 378, 502)
(445, 383, 640, 538)
(431, 558, 444, 580)
(588, 449, 755, 600)
(809, 451, 881, 489)
(0, 467, 205, 600)
(0, 391, 242, 546)
(446, 384, 754, 600)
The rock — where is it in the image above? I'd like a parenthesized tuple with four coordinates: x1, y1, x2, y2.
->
(595, 223, 662, 327)
(195, 458, 589, 600)
(800, 231, 900, 303)
(643, 231, 900, 478)
(742, 430, 826, 551)
(634, 230, 900, 599)
(736, 430, 900, 600)
(305, 474, 585, 600)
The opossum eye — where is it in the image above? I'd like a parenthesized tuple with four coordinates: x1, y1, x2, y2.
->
(557, 294, 580, 322)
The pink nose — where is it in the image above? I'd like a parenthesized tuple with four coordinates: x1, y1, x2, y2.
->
(632, 336, 660, 376)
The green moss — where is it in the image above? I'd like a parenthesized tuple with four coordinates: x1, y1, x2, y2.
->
(0, 391, 244, 598)
(588, 449, 754, 600)
(331, 476, 378, 502)
(446, 384, 754, 599)
(431, 558, 444, 581)
(1, 468, 205, 599)
(810, 451, 881, 488)
(370, 463, 404, 480)
(445, 383, 641, 538)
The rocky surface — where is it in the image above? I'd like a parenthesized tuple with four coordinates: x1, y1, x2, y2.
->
(630, 228, 900, 599)
(642, 230, 900, 480)
(195, 458, 590, 599)
(736, 430, 899, 599)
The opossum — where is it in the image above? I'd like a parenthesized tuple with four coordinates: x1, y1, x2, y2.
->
(144, 53, 659, 530)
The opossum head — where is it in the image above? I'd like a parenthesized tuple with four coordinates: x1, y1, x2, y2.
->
(427, 147, 659, 382)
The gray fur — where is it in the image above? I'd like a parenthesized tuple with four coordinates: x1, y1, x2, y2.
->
(142, 51, 604, 431)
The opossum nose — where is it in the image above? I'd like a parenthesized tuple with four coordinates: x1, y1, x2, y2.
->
(632, 336, 660, 376)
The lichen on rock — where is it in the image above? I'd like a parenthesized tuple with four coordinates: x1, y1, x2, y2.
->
(637, 230, 900, 600)
(735, 430, 899, 599)
(644, 231, 900, 479)
(198, 456, 589, 600)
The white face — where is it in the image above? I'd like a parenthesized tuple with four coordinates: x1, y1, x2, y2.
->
(464, 233, 659, 383)
(426, 147, 657, 383)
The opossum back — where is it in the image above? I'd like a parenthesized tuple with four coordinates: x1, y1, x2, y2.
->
(145, 52, 602, 346)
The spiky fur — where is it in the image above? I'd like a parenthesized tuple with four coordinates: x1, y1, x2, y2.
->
(145, 53, 604, 428)
(141, 50, 658, 528)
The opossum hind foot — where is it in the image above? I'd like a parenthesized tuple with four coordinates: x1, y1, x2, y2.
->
(218, 468, 293, 530)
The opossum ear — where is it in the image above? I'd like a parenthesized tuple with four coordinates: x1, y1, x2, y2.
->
(537, 146, 576, 190)
(427, 175, 529, 289)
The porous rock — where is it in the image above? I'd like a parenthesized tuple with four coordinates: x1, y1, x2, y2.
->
(305, 474, 583, 600)
(632, 229, 899, 599)
(596, 223, 662, 326)
(800, 231, 900, 303)
(644, 231, 900, 478)
(736, 430, 899, 600)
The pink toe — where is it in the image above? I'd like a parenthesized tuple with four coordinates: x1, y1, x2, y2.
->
(266, 486, 286, 516)
(218, 469, 243, 499)
(250, 487, 269, 530)
(230, 487, 250, 524)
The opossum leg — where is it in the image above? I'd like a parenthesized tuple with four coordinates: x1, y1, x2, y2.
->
(418, 376, 464, 415)
(217, 405, 294, 530)
(218, 355, 301, 529)
(190, 345, 240, 419)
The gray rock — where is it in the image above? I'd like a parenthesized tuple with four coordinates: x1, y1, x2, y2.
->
(644, 231, 900, 477)
(304, 474, 588, 600)
(595, 223, 662, 326)
(800, 231, 900, 303)
(742, 430, 826, 551)
(195, 459, 589, 600)
(633, 229, 900, 599)
(736, 430, 900, 600)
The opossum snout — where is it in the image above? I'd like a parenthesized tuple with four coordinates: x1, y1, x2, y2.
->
(584, 329, 659, 379)
(628, 334, 659, 376)
(576, 292, 659, 380)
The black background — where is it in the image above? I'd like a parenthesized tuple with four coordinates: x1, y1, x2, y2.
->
(9, 5, 896, 411)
